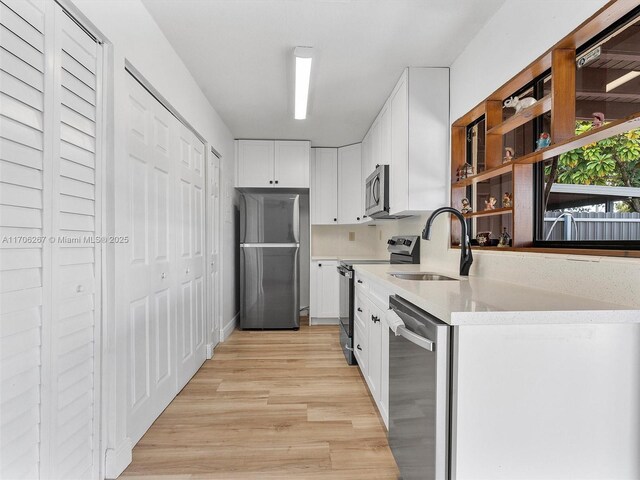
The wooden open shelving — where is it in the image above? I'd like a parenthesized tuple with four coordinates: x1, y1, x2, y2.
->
(464, 207, 512, 219)
(453, 162, 513, 187)
(487, 95, 552, 136)
(449, 0, 640, 255)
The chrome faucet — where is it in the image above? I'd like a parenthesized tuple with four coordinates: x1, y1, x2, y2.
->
(422, 207, 473, 276)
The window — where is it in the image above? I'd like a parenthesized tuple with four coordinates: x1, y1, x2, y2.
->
(535, 12, 640, 248)
(535, 127, 640, 246)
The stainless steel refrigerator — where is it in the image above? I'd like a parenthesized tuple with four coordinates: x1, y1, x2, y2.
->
(239, 190, 300, 329)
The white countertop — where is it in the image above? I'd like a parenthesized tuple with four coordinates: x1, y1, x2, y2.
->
(354, 263, 640, 325)
(311, 255, 389, 262)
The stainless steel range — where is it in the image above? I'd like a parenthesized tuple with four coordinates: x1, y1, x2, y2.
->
(336, 236, 420, 365)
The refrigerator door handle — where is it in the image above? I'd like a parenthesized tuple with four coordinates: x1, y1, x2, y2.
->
(240, 243, 299, 247)
(293, 195, 300, 243)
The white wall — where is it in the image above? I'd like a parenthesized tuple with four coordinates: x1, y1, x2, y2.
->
(311, 224, 387, 258)
(450, 0, 609, 121)
(66, 0, 237, 476)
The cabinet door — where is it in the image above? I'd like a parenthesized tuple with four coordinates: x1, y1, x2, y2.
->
(380, 104, 391, 166)
(361, 133, 372, 222)
(311, 148, 338, 225)
(354, 317, 368, 376)
(380, 311, 390, 428)
(390, 71, 409, 215)
(274, 140, 309, 188)
(311, 261, 339, 318)
(367, 303, 383, 402)
(237, 140, 274, 187)
(371, 117, 381, 170)
(337, 143, 363, 224)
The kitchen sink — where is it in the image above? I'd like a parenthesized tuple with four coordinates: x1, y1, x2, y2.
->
(389, 272, 458, 281)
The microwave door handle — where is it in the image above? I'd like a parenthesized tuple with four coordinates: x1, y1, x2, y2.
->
(372, 176, 380, 204)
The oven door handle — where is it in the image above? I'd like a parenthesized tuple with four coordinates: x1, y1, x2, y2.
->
(396, 325, 435, 352)
(337, 266, 352, 278)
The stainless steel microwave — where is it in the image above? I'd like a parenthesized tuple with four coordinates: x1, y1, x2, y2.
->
(365, 164, 390, 218)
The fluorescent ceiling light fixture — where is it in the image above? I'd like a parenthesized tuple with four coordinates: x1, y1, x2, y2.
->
(606, 70, 640, 92)
(294, 47, 313, 120)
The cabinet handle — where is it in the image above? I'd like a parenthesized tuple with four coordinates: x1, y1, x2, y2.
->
(275, 180, 279, 184)
(269, 180, 273, 184)
(357, 307, 362, 313)
(372, 315, 380, 323)
(356, 217, 360, 221)
(357, 344, 362, 351)
(357, 280, 363, 284)
(161, 272, 167, 279)
(334, 218, 337, 222)
(76, 285, 84, 293)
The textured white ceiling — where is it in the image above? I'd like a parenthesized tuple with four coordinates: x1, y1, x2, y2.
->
(142, 0, 505, 146)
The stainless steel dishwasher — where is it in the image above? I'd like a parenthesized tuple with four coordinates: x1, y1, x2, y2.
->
(388, 295, 450, 480)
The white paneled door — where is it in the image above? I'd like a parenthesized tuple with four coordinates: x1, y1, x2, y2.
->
(175, 123, 206, 390)
(125, 74, 177, 445)
(125, 72, 207, 445)
(0, 1, 101, 478)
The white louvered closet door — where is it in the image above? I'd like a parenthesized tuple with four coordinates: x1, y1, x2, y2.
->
(49, 6, 100, 479)
(176, 124, 206, 390)
(0, 0, 46, 478)
(0, 1, 101, 479)
(125, 74, 178, 446)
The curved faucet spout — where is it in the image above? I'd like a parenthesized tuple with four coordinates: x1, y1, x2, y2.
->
(422, 207, 473, 276)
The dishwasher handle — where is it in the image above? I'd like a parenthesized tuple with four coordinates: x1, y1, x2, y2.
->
(389, 295, 439, 352)
(396, 325, 434, 352)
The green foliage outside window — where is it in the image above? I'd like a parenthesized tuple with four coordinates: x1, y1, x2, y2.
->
(544, 121, 640, 213)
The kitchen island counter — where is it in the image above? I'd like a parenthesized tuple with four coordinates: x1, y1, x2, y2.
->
(354, 263, 639, 325)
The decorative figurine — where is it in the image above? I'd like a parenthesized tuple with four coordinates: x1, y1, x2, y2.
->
(460, 198, 473, 214)
(502, 192, 513, 208)
(476, 231, 491, 247)
(503, 147, 515, 164)
(457, 162, 475, 181)
(503, 95, 537, 113)
(484, 196, 497, 210)
(498, 227, 512, 248)
(592, 112, 605, 128)
(536, 132, 551, 151)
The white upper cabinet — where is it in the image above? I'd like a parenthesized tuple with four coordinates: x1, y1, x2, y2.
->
(338, 143, 363, 224)
(275, 140, 310, 188)
(236, 139, 309, 188)
(237, 140, 275, 187)
(311, 148, 338, 225)
(390, 71, 410, 216)
(360, 67, 449, 218)
(389, 67, 449, 216)
(379, 104, 392, 172)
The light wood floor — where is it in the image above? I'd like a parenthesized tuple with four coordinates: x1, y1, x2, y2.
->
(119, 321, 400, 479)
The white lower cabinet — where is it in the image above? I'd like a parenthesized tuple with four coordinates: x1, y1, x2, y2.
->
(310, 260, 340, 322)
(354, 271, 390, 428)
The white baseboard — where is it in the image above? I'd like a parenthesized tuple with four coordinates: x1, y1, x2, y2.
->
(206, 343, 214, 359)
(105, 437, 133, 479)
(310, 317, 340, 326)
(220, 313, 238, 342)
